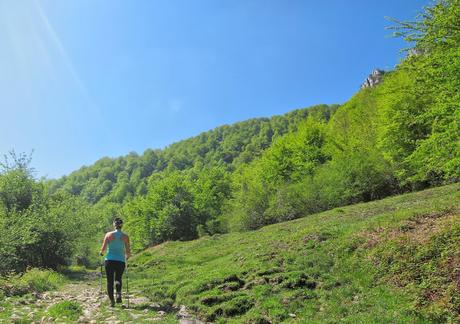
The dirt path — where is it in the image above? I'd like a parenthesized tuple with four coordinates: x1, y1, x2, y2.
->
(8, 272, 204, 324)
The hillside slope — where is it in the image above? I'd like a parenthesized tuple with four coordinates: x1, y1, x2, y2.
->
(129, 183, 460, 323)
(48, 105, 337, 205)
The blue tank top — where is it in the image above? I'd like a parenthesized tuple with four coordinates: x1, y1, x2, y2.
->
(105, 230, 126, 263)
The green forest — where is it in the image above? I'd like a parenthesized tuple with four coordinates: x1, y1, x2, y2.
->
(0, 0, 459, 322)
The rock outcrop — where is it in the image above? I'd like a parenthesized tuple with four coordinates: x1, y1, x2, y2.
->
(361, 69, 385, 89)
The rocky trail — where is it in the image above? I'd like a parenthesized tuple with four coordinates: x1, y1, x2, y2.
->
(2, 272, 203, 324)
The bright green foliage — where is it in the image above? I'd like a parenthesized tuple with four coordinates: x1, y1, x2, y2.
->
(314, 149, 396, 206)
(124, 166, 232, 251)
(376, 70, 431, 184)
(261, 116, 329, 184)
(124, 171, 196, 249)
(0, 153, 41, 214)
(227, 166, 272, 231)
(327, 87, 380, 155)
(228, 89, 397, 230)
(382, 0, 460, 185)
(227, 117, 330, 230)
(189, 166, 232, 235)
(0, 153, 99, 273)
(144, 172, 196, 242)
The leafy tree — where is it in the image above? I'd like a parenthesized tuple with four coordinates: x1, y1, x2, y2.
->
(314, 150, 397, 207)
(0, 152, 40, 213)
(124, 172, 197, 249)
(0, 153, 97, 273)
(384, 0, 460, 185)
(190, 166, 232, 235)
(228, 117, 330, 230)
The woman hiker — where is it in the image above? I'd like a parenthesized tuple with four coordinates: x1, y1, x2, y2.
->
(99, 217, 131, 307)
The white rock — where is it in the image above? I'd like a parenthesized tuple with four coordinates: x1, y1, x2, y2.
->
(11, 313, 21, 320)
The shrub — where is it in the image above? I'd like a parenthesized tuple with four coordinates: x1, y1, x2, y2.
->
(314, 150, 396, 208)
(47, 300, 82, 321)
(20, 268, 65, 293)
(0, 268, 65, 297)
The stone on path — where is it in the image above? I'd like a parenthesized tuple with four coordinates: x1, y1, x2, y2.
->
(175, 305, 206, 324)
(129, 296, 150, 304)
(130, 313, 143, 320)
(10, 313, 21, 320)
(180, 320, 205, 324)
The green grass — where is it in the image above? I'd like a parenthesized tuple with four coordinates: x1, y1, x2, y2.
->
(0, 268, 66, 297)
(129, 183, 460, 322)
(0, 269, 67, 322)
(47, 300, 82, 321)
(21, 268, 66, 293)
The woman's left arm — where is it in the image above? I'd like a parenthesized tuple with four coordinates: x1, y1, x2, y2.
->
(123, 235, 131, 259)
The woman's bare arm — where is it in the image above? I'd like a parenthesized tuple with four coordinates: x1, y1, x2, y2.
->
(123, 235, 131, 259)
(99, 234, 109, 256)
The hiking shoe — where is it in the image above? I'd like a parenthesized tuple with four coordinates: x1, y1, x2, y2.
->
(116, 293, 122, 303)
(110, 300, 115, 307)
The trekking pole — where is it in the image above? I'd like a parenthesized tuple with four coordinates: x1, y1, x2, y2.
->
(100, 255, 104, 297)
(126, 261, 130, 309)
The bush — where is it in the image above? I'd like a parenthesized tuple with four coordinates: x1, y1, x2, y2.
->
(47, 300, 82, 321)
(20, 268, 65, 293)
(0, 152, 100, 273)
(0, 268, 65, 296)
(0, 273, 29, 296)
(314, 150, 396, 208)
(264, 185, 305, 224)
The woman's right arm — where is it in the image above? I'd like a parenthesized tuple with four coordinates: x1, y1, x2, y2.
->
(99, 234, 108, 256)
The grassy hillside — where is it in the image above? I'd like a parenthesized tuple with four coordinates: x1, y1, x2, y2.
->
(129, 183, 460, 323)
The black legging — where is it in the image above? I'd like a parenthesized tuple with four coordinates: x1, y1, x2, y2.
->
(105, 260, 125, 301)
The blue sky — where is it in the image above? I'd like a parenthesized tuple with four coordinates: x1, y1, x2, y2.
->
(0, 0, 430, 179)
